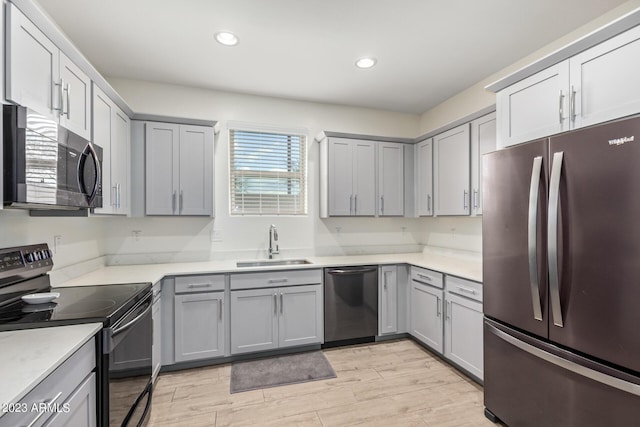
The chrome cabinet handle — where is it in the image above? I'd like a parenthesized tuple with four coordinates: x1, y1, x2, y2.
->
(548, 152, 564, 327)
(65, 83, 71, 118)
(172, 191, 177, 213)
(446, 301, 451, 320)
(267, 278, 288, 284)
(61, 80, 68, 116)
(112, 185, 117, 208)
(570, 86, 577, 122)
(383, 270, 389, 290)
(528, 156, 544, 321)
(219, 299, 222, 321)
(381, 195, 384, 215)
(559, 90, 564, 123)
(354, 195, 358, 215)
(427, 194, 431, 213)
(280, 293, 284, 314)
(457, 286, 477, 295)
(436, 297, 441, 317)
(117, 183, 121, 209)
(179, 190, 184, 213)
(472, 189, 479, 210)
(463, 190, 468, 210)
(26, 392, 63, 427)
(53, 80, 64, 113)
(274, 294, 277, 315)
(349, 194, 353, 215)
(416, 273, 432, 282)
(188, 283, 211, 288)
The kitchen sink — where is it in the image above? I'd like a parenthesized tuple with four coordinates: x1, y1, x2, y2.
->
(236, 259, 313, 268)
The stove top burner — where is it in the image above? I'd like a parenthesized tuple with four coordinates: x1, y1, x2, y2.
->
(59, 299, 117, 316)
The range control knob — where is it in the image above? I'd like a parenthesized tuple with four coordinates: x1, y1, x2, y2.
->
(25, 253, 34, 263)
(40, 250, 49, 260)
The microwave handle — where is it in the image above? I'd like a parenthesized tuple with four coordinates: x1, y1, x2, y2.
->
(84, 143, 101, 204)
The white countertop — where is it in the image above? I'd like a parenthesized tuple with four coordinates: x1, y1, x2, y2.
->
(0, 323, 102, 414)
(55, 252, 482, 288)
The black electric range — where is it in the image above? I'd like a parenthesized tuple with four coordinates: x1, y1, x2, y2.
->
(0, 243, 153, 427)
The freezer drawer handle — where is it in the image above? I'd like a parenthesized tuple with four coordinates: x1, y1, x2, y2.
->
(487, 323, 640, 397)
(528, 155, 544, 321)
(548, 152, 564, 327)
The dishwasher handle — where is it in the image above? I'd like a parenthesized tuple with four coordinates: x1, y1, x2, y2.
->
(327, 267, 378, 275)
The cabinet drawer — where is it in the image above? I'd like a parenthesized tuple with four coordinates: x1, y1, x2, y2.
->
(0, 339, 95, 427)
(446, 276, 482, 302)
(230, 269, 322, 290)
(411, 267, 443, 289)
(175, 274, 225, 293)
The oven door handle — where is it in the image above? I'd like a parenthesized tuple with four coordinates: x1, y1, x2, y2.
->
(111, 301, 152, 337)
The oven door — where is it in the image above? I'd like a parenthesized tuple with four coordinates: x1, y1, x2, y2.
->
(105, 293, 153, 427)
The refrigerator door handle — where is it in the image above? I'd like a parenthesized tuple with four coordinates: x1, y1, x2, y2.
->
(487, 323, 640, 398)
(548, 151, 564, 327)
(528, 156, 544, 321)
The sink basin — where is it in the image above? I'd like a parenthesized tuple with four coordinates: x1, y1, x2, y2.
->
(236, 259, 313, 268)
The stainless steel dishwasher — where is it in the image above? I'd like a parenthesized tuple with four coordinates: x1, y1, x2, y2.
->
(324, 266, 378, 345)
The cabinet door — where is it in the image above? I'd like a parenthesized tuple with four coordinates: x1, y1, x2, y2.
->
(231, 288, 278, 354)
(174, 292, 225, 362)
(378, 143, 404, 216)
(178, 125, 214, 216)
(470, 112, 496, 216)
(434, 124, 470, 216)
(278, 285, 323, 348)
(59, 52, 91, 140)
(410, 281, 443, 353)
(444, 293, 484, 380)
(328, 139, 354, 216)
(43, 373, 96, 427)
(91, 86, 114, 214)
(570, 25, 640, 130)
(353, 141, 376, 216)
(379, 266, 398, 335)
(145, 122, 179, 215)
(112, 108, 130, 214)
(6, 3, 59, 119)
(497, 61, 569, 148)
(416, 139, 433, 216)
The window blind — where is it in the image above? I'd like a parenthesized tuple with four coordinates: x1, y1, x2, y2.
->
(229, 129, 307, 215)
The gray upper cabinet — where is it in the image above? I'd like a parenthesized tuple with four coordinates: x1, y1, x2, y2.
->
(498, 25, 640, 148)
(497, 62, 569, 148)
(434, 124, 470, 216)
(569, 25, 640, 130)
(6, 3, 91, 139)
(145, 122, 214, 216)
(378, 143, 404, 216)
(470, 112, 496, 216)
(92, 84, 130, 215)
(327, 138, 376, 216)
(415, 139, 433, 216)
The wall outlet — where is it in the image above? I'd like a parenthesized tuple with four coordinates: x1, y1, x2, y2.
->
(211, 229, 223, 242)
(53, 235, 62, 253)
(132, 230, 142, 241)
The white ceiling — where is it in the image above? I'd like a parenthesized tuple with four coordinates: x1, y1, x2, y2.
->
(36, 0, 627, 114)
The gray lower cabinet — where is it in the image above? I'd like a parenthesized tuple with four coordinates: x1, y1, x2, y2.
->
(230, 284, 323, 355)
(410, 267, 444, 354)
(379, 265, 398, 335)
(174, 291, 225, 362)
(0, 339, 96, 427)
(444, 276, 483, 380)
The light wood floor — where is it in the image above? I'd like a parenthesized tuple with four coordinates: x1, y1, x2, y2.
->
(149, 339, 495, 426)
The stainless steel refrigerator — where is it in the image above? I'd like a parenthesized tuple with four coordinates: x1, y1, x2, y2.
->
(482, 115, 640, 426)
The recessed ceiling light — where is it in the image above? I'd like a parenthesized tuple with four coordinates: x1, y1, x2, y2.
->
(215, 31, 239, 46)
(355, 57, 377, 69)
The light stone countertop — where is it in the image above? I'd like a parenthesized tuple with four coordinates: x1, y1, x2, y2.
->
(55, 252, 482, 288)
(0, 323, 102, 416)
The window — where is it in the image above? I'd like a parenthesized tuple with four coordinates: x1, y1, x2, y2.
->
(229, 129, 307, 215)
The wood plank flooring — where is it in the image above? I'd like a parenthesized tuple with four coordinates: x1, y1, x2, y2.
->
(149, 339, 495, 426)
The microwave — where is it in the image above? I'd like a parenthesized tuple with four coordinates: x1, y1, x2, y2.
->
(3, 105, 102, 210)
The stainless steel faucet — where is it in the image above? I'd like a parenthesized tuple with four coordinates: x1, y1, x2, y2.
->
(268, 224, 279, 259)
